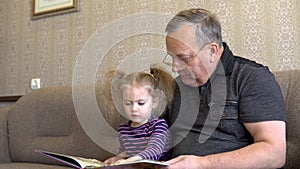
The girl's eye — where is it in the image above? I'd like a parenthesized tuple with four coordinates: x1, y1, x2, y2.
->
(138, 102, 145, 106)
(124, 102, 132, 106)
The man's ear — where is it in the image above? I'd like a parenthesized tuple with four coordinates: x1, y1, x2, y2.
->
(209, 42, 219, 63)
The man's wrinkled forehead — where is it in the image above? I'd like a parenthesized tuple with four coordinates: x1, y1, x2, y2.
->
(166, 25, 198, 52)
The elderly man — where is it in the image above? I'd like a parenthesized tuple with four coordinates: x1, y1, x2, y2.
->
(163, 8, 286, 169)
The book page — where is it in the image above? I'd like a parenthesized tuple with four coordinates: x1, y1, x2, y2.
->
(99, 159, 168, 169)
(112, 159, 168, 166)
(72, 156, 104, 168)
(35, 150, 104, 168)
(36, 150, 168, 169)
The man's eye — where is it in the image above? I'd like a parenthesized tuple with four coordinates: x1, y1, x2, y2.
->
(181, 56, 192, 63)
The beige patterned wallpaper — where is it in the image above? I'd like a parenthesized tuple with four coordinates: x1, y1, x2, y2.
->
(0, 0, 299, 96)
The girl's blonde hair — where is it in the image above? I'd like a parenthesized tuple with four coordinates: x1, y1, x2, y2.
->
(98, 65, 175, 121)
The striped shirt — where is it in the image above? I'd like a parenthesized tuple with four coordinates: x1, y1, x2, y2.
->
(118, 116, 171, 160)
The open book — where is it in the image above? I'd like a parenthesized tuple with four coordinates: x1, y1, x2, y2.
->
(35, 150, 168, 169)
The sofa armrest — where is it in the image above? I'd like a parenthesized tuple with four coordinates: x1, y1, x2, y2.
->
(0, 106, 12, 163)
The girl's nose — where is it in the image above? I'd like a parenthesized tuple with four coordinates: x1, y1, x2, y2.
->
(132, 103, 138, 111)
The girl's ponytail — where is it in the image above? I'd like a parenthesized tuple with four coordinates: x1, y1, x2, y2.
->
(150, 65, 176, 108)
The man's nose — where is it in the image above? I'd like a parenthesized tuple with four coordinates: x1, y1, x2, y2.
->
(172, 63, 185, 72)
(172, 64, 180, 72)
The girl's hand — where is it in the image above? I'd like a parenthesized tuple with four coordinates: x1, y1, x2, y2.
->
(104, 152, 126, 165)
(114, 155, 143, 164)
(104, 156, 123, 165)
(114, 159, 127, 165)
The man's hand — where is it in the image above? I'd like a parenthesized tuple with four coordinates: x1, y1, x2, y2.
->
(164, 155, 207, 169)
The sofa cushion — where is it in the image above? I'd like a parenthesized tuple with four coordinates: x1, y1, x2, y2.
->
(7, 86, 116, 165)
(0, 163, 71, 169)
(0, 106, 11, 163)
(285, 137, 300, 169)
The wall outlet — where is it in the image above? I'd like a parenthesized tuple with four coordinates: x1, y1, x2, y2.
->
(30, 78, 40, 90)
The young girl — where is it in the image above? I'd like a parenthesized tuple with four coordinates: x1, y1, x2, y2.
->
(104, 66, 174, 165)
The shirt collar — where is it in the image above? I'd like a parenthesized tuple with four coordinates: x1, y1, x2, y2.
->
(214, 42, 235, 76)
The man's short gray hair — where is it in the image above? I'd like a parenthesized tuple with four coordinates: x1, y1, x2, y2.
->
(166, 8, 223, 48)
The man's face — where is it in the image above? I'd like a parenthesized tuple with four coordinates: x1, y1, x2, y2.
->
(166, 25, 212, 87)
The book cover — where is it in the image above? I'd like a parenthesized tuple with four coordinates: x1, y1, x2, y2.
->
(35, 150, 168, 169)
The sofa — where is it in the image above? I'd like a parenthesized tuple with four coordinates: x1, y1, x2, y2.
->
(0, 69, 300, 169)
(0, 85, 126, 169)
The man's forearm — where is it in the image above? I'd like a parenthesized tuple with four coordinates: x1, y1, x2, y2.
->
(205, 141, 285, 169)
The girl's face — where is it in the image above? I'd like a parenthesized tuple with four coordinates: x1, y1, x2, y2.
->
(122, 85, 156, 127)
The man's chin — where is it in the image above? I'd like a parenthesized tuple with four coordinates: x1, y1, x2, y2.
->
(181, 78, 198, 87)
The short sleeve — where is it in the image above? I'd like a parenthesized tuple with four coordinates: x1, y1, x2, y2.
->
(239, 67, 286, 123)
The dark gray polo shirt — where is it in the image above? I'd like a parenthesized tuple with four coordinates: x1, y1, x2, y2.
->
(167, 42, 286, 157)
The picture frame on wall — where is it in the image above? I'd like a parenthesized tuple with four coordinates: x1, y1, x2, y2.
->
(32, 0, 79, 19)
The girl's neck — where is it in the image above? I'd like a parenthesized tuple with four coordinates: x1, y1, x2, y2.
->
(130, 118, 149, 127)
